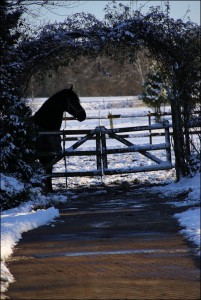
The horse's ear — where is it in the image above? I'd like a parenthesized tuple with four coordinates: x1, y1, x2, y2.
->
(69, 85, 73, 90)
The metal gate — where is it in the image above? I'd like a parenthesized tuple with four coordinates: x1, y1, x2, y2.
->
(38, 120, 173, 178)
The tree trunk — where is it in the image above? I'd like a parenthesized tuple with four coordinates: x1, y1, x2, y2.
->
(171, 96, 187, 181)
(183, 99, 192, 161)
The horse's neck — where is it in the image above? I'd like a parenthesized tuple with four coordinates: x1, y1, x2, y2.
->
(50, 110, 63, 130)
(34, 100, 64, 131)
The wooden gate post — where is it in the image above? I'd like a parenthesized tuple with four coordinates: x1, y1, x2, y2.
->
(148, 112, 152, 144)
(164, 120, 172, 164)
(62, 130, 68, 188)
(96, 130, 102, 174)
(101, 131, 108, 170)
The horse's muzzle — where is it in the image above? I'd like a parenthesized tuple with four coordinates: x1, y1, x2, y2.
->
(77, 110, 86, 122)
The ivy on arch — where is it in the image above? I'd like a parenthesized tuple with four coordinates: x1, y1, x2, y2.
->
(18, 6, 200, 180)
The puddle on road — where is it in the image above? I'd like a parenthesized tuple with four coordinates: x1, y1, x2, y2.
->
(33, 248, 189, 259)
(44, 231, 174, 243)
(60, 207, 145, 216)
(90, 221, 111, 228)
(67, 207, 78, 210)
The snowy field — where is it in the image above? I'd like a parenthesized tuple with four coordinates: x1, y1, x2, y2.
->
(30, 96, 174, 186)
(1, 96, 200, 296)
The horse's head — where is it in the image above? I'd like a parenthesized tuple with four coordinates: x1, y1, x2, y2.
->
(63, 86, 86, 122)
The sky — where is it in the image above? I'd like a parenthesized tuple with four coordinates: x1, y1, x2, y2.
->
(30, 1, 200, 26)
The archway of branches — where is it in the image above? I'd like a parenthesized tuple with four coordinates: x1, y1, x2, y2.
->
(19, 10, 200, 180)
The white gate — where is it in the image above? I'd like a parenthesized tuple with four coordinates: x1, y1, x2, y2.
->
(38, 120, 173, 178)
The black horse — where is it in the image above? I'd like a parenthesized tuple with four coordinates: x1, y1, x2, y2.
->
(33, 86, 86, 192)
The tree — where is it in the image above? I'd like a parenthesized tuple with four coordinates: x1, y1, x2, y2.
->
(140, 62, 170, 118)
(26, 55, 148, 97)
(0, 0, 86, 208)
(0, 0, 43, 208)
(102, 2, 200, 179)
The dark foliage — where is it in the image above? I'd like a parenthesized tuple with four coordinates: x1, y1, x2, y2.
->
(0, 0, 44, 208)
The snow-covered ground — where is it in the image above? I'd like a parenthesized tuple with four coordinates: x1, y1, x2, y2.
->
(1, 97, 200, 296)
(150, 172, 200, 250)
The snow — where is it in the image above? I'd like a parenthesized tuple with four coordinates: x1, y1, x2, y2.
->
(175, 207, 200, 247)
(150, 172, 200, 252)
(1, 174, 67, 294)
(1, 97, 200, 296)
(1, 206, 59, 261)
(0, 203, 60, 293)
(1, 175, 24, 196)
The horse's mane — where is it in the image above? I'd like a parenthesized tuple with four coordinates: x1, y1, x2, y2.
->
(34, 90, 68, 130)
(33, 89, 82, 130)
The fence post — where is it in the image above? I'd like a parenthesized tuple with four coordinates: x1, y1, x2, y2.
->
(101, 131, 108, 171)
(148, 112, 152, 144)
(164, 120, 172, 164)
(108, 112, 114, 129)
(62, 130, 68, 188)
(96, 129, 102, 175)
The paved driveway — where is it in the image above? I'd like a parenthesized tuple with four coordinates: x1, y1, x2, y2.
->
(6, 187, 200, 299)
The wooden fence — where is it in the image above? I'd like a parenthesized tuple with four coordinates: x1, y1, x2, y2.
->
(38, 120, 173, 178)
(63, 110, 200, 144)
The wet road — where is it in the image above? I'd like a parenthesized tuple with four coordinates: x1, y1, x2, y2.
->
(6, 187, 200, 299)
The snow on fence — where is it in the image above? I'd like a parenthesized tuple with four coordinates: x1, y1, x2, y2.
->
(62, 110, 200, 143)
(38, 120, 173, 178)
(63, 111, 173, 144)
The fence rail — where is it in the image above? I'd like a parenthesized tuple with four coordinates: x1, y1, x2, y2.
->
(62, 111, 200, 144)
